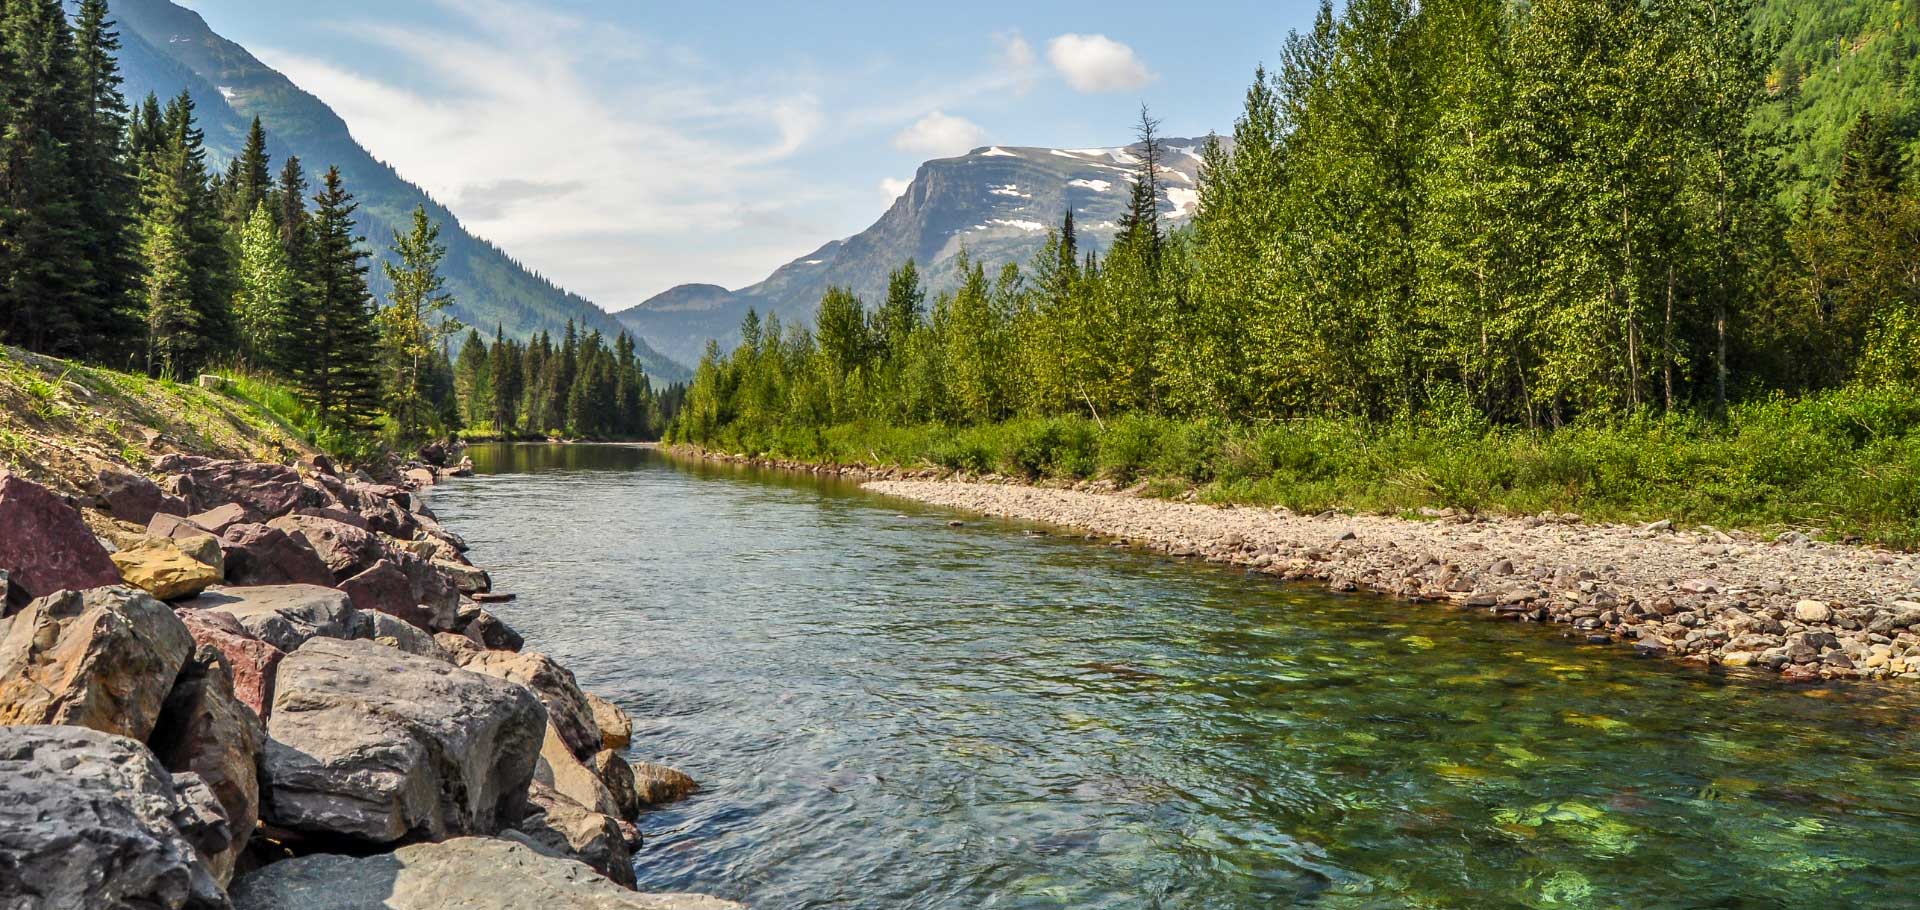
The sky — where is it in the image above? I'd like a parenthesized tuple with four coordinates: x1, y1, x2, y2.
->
(176, 0, 1321, 311)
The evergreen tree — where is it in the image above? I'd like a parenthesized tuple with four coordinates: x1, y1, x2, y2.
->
(288, 166, 382, 431)
(232, 201, 292, 370)
(222, 117, 272, 228)
(488, 325, 523, 434)
(0, 0, 89, 354)
(68, 0, 139, 355)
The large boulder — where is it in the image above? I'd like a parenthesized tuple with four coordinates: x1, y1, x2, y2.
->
(339, 559, 437, 631)
(513, 780, 637, 888)
(176, 585, 357, 653)
(0, 725, 231, 910)
(149, 647, 265, 886)
(586, 692, 632, 750)
(227, 837, 742, 910)
(96, 466, 190, 525)
(0, 587, 193, 739)
(534, 723, 623, 820)
(267, 514, 383, 581)
(0, 470, 124, 601)
(459, 649, 601, 761)
(155, 455, 315, 521)
(358, 609, 454, 662)
(174, 608, 285, 721)
(112, 537, 223, 601)
(219, 523, 335, 588)
(260, 638, 546, 847)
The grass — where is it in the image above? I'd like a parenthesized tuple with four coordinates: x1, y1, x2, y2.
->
(679, 385, 1920, 549)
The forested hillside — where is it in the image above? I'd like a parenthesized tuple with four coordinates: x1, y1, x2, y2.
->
(673, 0, 1920, 545)
(1756, 0, 1920, 205)
(105, 0, 686, 380)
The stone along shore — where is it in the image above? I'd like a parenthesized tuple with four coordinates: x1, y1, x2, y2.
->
(862, 478, 1920, 683)
(0, 453, 734, 909)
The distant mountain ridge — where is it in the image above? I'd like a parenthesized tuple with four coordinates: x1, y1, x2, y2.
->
(106, 0, 688, 380)
(617, 139, 1217, 369)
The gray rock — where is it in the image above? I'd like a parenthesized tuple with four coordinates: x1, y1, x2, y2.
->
(356, 608, 453, 661)
(177, 585, 357, 653)
(513, 780, 637, 888)
(219, 523, 336, 588)
(228, 837, 741, 910)
(437, 559, 492, 595)
(459, 649, 602, 761)
(591, 749, 642, 821)
(0, 725, 230, 909)
(260, 638, 545, 847)
(150, 646, 266, 885)
(458, 601, 525, 652)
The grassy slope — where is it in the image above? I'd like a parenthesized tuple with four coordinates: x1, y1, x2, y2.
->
(0, 346, 316, 495)
(682, 387, 1920, 549)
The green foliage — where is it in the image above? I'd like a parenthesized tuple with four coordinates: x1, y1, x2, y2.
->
(375, 204, 459, 441)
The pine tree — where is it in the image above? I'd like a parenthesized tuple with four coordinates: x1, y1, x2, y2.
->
(232, 202, 292, 370)
(289, 166, 383, 431)
(454, 328, 492, 427)
(0, 0, 89, 354)
(488, 325, 523, 434)
(223, 117, 272, 228)
(69, 0, 139, 356)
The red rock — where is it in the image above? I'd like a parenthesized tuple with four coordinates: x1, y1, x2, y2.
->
(147, 512, 214, 540)
(268, 514, 384, 581)
(155, 455, 316, 521)
(219, 523, 336, 588)
(174, 608, 285, 721)
(95, 467, 189, 525)
(0, 471, 123, 601)
(339, 560, 436, 631)
(186, 503, 250, 536)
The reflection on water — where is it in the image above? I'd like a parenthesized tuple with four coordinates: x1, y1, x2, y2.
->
(431, 444, 1920, 910)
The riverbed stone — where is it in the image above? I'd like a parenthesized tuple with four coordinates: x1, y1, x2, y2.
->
(268, 513, 385, 581)
(0, 470, 125, 601)
(461, 649, 602, 760)
(228, 837, 742, 910)
(260, 638, 546, 847)
(0, 586, 193, 739)
(174, 607, 284, 720)
(112, 537, 224, 601)
(149, 646, 264, 886)
(513, 780, 637, 888)
(0, 725, 231, 910)
(586, 691, 632, 750)
(1795, 600, 1833, 623)
(177, 585, 356, 653)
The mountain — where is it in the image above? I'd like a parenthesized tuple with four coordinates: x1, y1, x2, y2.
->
(104, 0, 689, 381)
(616, 139, 1214, 369)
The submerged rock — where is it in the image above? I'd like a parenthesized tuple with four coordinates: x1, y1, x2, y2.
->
(0, 725, 231, 910)
(629, 761, 700, 808)
(0, 587, 193, 739)
(228, 837, 741, 910)
(260, 638, 545, 847)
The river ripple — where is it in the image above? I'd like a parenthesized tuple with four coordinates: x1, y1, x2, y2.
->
(427, 444, 1920, 910)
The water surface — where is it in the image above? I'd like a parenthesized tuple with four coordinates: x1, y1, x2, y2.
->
(429, 443, 1920, 910)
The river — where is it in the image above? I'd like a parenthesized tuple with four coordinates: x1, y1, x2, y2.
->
(427, 444, 1920, 910)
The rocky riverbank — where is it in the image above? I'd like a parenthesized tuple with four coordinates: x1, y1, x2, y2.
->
(853, 477, 1920, 684)
(0, 445, 730, 908)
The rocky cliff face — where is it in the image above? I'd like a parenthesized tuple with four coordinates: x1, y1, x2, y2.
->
(617, 139, 1217, 369)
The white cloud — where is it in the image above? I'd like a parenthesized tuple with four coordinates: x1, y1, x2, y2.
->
(1046, 34, 1153, 93)
(891, 111, 987, 157)
(880, 177, 912, 201)
(248, 0, 833, 307)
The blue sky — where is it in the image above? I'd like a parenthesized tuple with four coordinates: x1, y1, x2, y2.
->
(177, 0, 1320, 309)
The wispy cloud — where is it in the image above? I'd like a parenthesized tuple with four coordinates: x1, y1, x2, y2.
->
(891, 111, 987, 157)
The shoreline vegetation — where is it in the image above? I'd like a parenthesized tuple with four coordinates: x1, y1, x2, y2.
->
(670, 444, 1920, 684)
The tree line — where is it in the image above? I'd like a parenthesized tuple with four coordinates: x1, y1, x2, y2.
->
(675, 0, 1920, 444)
(0, 0, 663, 445)
(451, 322, 666, 441)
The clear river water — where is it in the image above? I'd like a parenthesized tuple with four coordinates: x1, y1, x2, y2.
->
(427, 444, 1920, 910)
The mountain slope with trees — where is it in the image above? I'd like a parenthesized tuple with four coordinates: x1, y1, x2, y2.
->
(105, 0, 687, 381)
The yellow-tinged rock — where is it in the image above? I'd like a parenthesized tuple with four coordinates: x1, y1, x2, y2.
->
(585, 690, 632, 751)
(111, 538, 221, 601)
